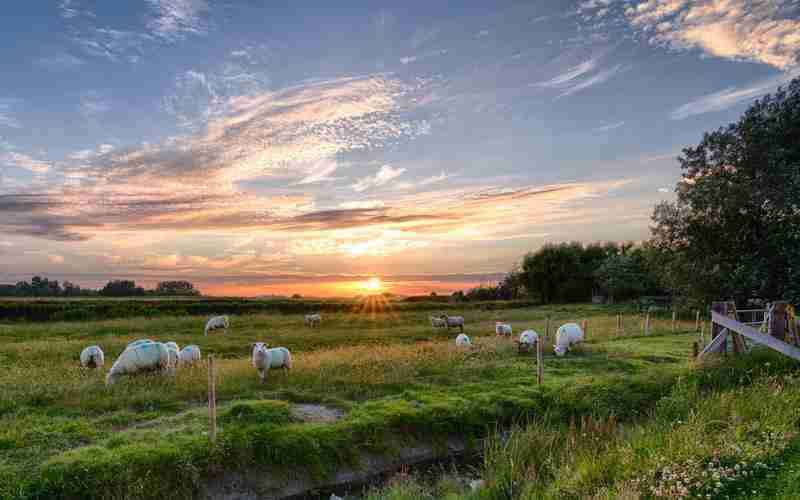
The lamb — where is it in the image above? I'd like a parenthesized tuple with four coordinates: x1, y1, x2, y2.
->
(80, 345, 105, 369)
(178, 345, 201, 366)
(106, 340, 169, 385)
(554, 323, 584, 357)
(439, 314, 465, 332)
(251, 343, 293, 383)
(455, 333, 471, 346)
(430, 316, 446, 328)
(304, 313, 321, 328)
(204, 315, 229, 335)
(495, 322, 513, 337)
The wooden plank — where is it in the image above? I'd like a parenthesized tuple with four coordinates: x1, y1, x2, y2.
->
(711, 312, 800, 362)
(208, 355, 217, 444)
(536, 337, 543, 386)
(698, 328, 728, 358)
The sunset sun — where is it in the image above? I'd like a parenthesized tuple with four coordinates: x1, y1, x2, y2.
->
(361, 277, 384, 293)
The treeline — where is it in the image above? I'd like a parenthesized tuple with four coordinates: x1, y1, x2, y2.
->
(0, 277, 200, 298)
(456, 241, 662, 304)
(462, 78, 800, 306)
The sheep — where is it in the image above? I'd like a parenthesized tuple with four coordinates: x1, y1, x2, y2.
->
(439, 314, 465, 332)
(252, 343, 294, 383)
(304, 313, 321, 328)
(106, 340, 169, 385)
(80, 345, 105, 369)
(517, 329, 539, 354)
(495, 322, 513, 337)
(164, 342, 180, 374)
(430, 316, 446, 328)
(455, 333, 471, 346)
(554, 323, 584, 357)
(204, 315, 229, 336)
(178, 345, 201, 366)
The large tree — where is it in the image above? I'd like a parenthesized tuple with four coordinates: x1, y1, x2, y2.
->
(651, 78, 800, 303)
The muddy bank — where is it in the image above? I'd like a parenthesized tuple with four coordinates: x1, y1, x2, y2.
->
(204, 437, 477, 499)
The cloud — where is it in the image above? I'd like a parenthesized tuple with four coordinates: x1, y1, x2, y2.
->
(592, 120, 625, 132)
(35, 53, 86, 71)
(58, 0, 94, 19)
(294, 158, 340, 185)
(352, 165, 407, 192)
(658, 187, 671, 193)
(0, 99, 21, 129)
(418, 171, 451, 186)
(625, 0, 800, 69)
(79, 91, 112, 119)
(339, 200, 385, 210)
(71, 28, 154, 63)
(48, 254, 65, 264)
(1, 152, 51, 174)
(145, 0, 210, 41)
(400, 48, 448, 65)
(535, 56, 627, 98)
(671, 69, 800, 119)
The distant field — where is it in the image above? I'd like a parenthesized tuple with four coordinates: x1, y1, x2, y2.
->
(0, 304, 708, 499)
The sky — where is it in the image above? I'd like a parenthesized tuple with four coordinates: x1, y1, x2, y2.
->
(1, 0, 799, 297)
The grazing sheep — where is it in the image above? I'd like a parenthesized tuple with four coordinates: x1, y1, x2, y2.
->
(455, 333, 471, 347)
(79, 345, 105, 369)
(106, 340, 169, 385)
(304, 313, 321, 328)
(440, 314, 465, 332)
(554, 323, 584, 357)
(495, 322, 513, 337)
(164, 343, 180, 374)
(126, 339, 154, 350)
(430, 316, 446, 328)
(165, 341, 179, 352)
(178, 345, 201, 366)
(251, 343, 293, 383)
(519, 329, 539, 346)
(204, 315, 229, 336)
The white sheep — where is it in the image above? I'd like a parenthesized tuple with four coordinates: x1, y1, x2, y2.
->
(430, 316, 446, 328)
(554, 323, 584, 357)
(79, 345, 105, 369)
(178, 345, 201, 366)
(455, 333, 471, 346)
(204, 315, 229, 336)
(164, 342, 180, 374)
(251, 343, 293, 383)
(106, 340, 170, 385)
(519, 329, 539, 347)
(304, 313, 321, 328)
(440, 314, 465, 332)
(495, 322, 513, 337)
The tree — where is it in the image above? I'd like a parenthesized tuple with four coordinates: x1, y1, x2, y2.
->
(155, 280, 200, 296)
(594, 247, 659, 303)
(651, 78, 800, 303)
(100, 280, 145, 297)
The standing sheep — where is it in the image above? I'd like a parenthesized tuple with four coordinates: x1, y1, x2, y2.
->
(518, 330, 539, 353)
(251, 343, 293, 383)
(440, 314, 465, 333)
(80, 345, 105, 369)
(495, 322, 513, 337)
(455, 333, 471, 347)
(304, 313, 321, 328)
(106, 340, 170, 385)
(178, 345, 201, 366)
(205, 315, 229, 336)
(164, 342, 180, 374)
(554, 323, 584, 357)
(430, 316, 446, 329)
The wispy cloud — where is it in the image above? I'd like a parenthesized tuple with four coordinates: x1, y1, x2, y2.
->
(592, 120, 625, 132)
(145, 0, 211, 42)
(1, 152, 51, 174)
(0, 99, 22, 129)
(35, 53, 86, 71)
(535, 56, 626, 99)
(671, 69, 800, 119)
(295, 159, 339, 185)
(418, 171, 451, 186)
(625, 0, 800, 70)
(79, 91, 112, 119)
(352, 165, 407, 192)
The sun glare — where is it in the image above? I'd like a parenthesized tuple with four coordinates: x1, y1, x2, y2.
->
(361, 277, 384, 292)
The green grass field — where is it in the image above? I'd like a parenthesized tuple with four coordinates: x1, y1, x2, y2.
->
(2, 302, 796, 499)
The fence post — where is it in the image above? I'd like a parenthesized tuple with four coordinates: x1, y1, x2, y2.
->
(536, 337, 543, 386)
(692, 341, 699, 359)
(672, 311, 677, 332)
(208, 354, 217, 444)
(645, 312, 651, 335)
(581, 319, 588, 340)
(700, 321, 705, 345)
(545, 317, 551, 341)
(695, 310, 701, 332)
(616, 314, 621, 336)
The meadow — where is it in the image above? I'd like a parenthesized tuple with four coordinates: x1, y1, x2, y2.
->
(1, 302, 796, 499)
